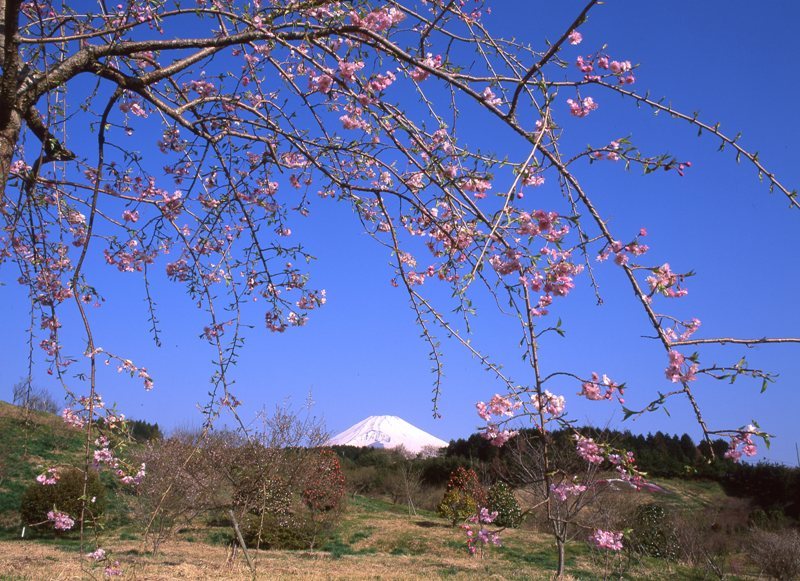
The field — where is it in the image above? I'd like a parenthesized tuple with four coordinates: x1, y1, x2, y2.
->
(0, 493, 714, 580)
(0, 402, 782, 580)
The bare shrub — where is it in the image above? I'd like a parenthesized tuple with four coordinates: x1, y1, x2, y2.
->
(749, 528, 800, 581)
(133, 430, 231, 554)
(384, 460, 424, 514)
(671, 497, 750, 579)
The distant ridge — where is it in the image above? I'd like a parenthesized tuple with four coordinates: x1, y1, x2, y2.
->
(327, 415, 447, 455)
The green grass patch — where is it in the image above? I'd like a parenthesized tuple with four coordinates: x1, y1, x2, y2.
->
(348, 528, 374, 544)
(207, 529, 234, 546)
(321, 533, 378, 559)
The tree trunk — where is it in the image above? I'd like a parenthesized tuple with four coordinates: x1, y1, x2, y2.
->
(555, 537, 566, 578)
(0, 107, 21, 207)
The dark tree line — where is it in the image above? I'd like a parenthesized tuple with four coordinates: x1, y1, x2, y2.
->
(333, 427, 800, 522)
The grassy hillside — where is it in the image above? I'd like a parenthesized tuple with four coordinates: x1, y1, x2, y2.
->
(0, 401, 87, 527)
(0, 400, 133, 531)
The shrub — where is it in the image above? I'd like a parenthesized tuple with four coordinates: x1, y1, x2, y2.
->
(237, 447, 346, 550)
(438, 488, 479, 527)
(487, 482, 522, 528)
(627, 503, 678, 560)
(749, 528, 800, 580)
(303, 449, 346, 513)
(437, 467, 486, 526)
(20, 467, 106, 532)
(132, 432, 231, 554)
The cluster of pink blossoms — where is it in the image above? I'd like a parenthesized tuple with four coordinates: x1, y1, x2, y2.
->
(591, 529, 624, 551)
(349, 6, 405, 33)
(481, 424, 519, 447)
(576, 54, 635, 84)
(119, 464, 147, 486)
(568, 30, 583, 45)
(338, 59, 365, 81)
(476, 394, 521, 421)
(550, 481, 587, 502)
(663, 318, 702, 343)
(309, 72, 333, 94)
(567, 96, 598, 117)
(462, 507, 501, 555)
(575, 435, 604, 464)
(489, 250, 522, 275)
(410, 53, 442, 81)
(103, 240, 157, 273)
(592, 139, 622, 162)
(531, 390, 566, 416)
(462, 177, 492, 198)
(85, 548, 106, 561)
(90, 433, 147, 485)
(724, 425, 759, 461)
(646, 263, 688, 298)
(36, 467, 60, 485)
(104, 561, 123, 576)
(47, 510, 75, 531)
(597, 232, 649, 266)
(118, 94, 147, 118)
(665, 350, 698, 383)
(62, 405, 89, 428)
(578, 373, 624, 402)
(9, 158, 31, 174)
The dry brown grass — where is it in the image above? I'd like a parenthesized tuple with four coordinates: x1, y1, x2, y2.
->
(0, 537, 558, 580)
(0, 492, 719, 580)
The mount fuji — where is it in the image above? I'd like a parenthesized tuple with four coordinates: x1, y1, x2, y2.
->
(327, 415, 448, 456)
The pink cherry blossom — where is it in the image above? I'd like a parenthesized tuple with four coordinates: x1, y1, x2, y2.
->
(591, 529, 623, 551)
(350, 6, 405, 33)
(567, 96, 599, 117)
(568, 30, 583, 45)
(550, 481, 587, 501)
(86, 548, 106, 561)
(338, 60, 365, 82)
(481, 87, 502, 106)
(575, 435, 604, 464)
(725, 425, 759, 462)
(36, 467, 60, 485)
(481, 424, 518, 447)
(47, 510, 75, 531)
(578, 372, 624, 402)
(309, 73, 333, 94)
(410, 53, 442, 82)
(665, 350, 698, 383)
(531, 390, 566, 416)
(369, 71, 396, 92)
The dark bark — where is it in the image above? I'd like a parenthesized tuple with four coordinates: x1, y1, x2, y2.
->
(0, 106, 20, 207)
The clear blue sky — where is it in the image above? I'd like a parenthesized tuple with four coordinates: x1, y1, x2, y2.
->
(2, 1, 799, 464)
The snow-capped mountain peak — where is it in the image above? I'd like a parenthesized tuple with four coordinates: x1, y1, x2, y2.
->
(327, 415, 447, 455)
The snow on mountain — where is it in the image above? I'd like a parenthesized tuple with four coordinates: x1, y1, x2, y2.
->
(327, 415, 448, 456)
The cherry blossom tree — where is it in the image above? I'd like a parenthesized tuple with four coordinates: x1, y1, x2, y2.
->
(1, 0, 797, 576)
